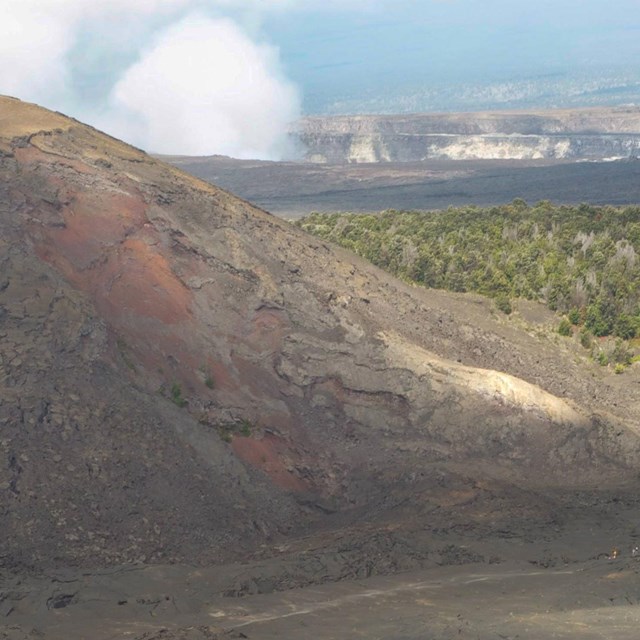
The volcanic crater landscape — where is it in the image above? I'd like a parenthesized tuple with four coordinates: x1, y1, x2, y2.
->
(164, 106, 640, 219)
(2, 96, 640, 639)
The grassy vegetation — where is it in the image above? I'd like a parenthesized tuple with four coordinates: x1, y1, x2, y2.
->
(198, 415, 254, 442)
(170, 382, 187, 408)
(297, 201, 640, 347)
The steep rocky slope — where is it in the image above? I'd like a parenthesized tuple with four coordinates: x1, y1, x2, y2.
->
(296, 107, 640, 162)
(2, 95, 640, 589)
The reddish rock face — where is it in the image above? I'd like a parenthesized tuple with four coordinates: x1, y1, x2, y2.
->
(2, 96, 640, 571)
(231, 434, 310, 493)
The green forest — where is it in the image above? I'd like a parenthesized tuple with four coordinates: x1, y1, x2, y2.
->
(297, 201, 640, 363)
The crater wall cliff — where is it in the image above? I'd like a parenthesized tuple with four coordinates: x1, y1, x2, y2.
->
(295, 108, 640, 162)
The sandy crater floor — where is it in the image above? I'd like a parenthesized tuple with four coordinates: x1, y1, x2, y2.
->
(4, 557, 640, 639)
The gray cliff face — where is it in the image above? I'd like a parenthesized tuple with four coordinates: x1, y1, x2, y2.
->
(295, 108, 640, 162)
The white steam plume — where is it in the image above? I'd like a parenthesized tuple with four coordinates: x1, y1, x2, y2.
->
(0, 0, 189, 102)
(0, 0, 322, 158)
(106, 15, 300, 158)
(0, 0, 387, 157)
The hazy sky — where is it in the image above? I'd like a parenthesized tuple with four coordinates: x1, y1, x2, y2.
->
(1, 0, 639, 157)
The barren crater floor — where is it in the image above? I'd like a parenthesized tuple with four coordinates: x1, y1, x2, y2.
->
(5, 557, 640, 639)
(162, 155, 640, 218)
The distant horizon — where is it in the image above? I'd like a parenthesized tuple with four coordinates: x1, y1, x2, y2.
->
(11, 90, 640, 124)
(295, 102, 640, 118)
(298, 70, 640, 117)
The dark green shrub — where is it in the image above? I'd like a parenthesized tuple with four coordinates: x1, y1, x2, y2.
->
(239, 419, 252, 437)
(558, 318, 572, 336)
(580, 329, 593, 349)
(612, 339, 633, 365)
(495, 294, 512, 315)
(170, 383, 187, 408)
(585, 298, 618, 337)
(568, 308, 581, 325)
(614, 315, 637, 340)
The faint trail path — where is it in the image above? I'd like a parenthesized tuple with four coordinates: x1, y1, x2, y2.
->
(212, 567, 578, 629)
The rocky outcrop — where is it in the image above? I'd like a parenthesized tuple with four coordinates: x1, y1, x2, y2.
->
(295, 107, 640, 162)
(2, 96, 640, 573)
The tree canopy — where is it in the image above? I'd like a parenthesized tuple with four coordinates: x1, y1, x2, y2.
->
(296, 201, 640, 341)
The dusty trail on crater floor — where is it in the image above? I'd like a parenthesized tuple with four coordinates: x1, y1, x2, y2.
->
(5, 559, 640, 639)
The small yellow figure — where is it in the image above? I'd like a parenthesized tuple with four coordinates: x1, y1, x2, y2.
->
(610, 547, 619, 560)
